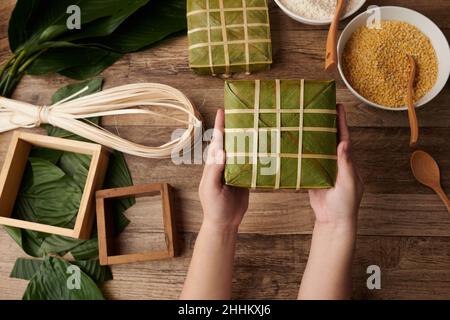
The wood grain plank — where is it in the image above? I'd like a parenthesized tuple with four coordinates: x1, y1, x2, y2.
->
(0, 127, 449, 196)
(103, 234, 450, 300)
(0, 132, 448, 238)
(4, 231, 450, 300)
(173, 191, 450, 237)
(93, 126, 450, 195)
(8, 67, 450, 128)
(3, 77, 450, 129)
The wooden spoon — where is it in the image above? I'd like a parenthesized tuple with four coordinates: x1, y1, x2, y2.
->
(407, 55, 419, 147)
(411, 150, 450, 214)
(325, 0, 345, 72)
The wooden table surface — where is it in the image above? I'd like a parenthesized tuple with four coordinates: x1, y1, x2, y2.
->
(1, 0, 450, 300)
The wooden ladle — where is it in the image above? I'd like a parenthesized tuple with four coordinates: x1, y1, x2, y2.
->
(411, 150, 450, 214)
(325, 0, 345, 71)
(407, 55, 419, 147)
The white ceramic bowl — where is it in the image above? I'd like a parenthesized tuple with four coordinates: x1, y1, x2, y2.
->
(274, 0, 366, 26)
(337, 6, 450, 111)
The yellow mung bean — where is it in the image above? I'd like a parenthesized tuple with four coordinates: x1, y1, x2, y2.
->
(342, 21, 438, 108)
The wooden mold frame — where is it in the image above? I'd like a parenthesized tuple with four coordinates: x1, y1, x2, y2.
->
(96, 183, 177, 265)
(0, 131, 109, 239)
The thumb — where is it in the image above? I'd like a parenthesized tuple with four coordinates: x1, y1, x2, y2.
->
(204, 146, 225, 182)
(336, 140, 354, 182)
(202, 109, 226, 188)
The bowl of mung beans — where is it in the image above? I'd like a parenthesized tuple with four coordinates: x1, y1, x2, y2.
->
(337, 6, 450, 111)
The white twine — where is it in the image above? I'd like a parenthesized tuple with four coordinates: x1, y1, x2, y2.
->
(0, 83, 202, 159)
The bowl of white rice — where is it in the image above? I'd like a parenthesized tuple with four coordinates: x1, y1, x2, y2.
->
(274, 0, 367, 25)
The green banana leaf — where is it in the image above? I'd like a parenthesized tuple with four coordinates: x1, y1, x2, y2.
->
(2, 0, 187, 97)
(28, 148, 63, 163)
(224, 79, 337, 189)
(9, 0, 150, 52)
(10, 257, 112, 283)
(9, 258, 42, 281)
(21, 256, 105, 300)
(187, 0, 272, 75)
(61, 0, 150, 42)
(27, 46, 123, 79)
(94, 0, 188, 53)
(15, 157, 84, 227)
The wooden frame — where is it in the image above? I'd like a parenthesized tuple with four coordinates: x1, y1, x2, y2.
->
(96, 183, 177, 265)
(0, 131, 109, 239)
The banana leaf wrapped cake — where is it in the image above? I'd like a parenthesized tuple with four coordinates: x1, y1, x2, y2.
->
(224, 79, 337, 189)
(187, 0, 272, 76)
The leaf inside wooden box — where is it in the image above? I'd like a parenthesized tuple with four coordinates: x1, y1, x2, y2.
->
(14, 155, 86, 229)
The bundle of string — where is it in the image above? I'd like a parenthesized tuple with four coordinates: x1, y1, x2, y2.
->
(0, 83, 202, 158)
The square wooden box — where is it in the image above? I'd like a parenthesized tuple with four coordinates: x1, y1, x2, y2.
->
(96, 183, 177, 265)
(0, 131, 109, 239)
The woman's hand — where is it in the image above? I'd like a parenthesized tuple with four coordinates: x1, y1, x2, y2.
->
(181, 109, 249, 300)
(199, 108, 249, 232)
(299, 105, 363, 300)
(308, 104, 364, 229)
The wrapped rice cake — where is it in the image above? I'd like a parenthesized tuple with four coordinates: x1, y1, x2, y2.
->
(187, 0, 272, 76)
(224, 79, 337, 189)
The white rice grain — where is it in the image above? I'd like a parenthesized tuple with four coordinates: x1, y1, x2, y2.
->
(280, 0, 362, 21)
